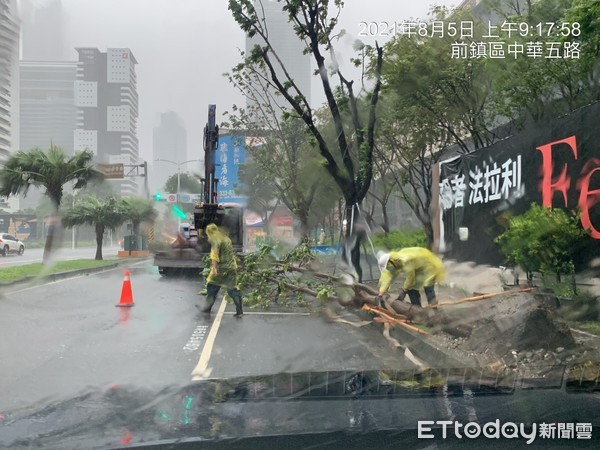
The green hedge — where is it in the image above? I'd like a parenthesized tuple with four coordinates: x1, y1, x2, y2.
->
(371, 229, 427, 250)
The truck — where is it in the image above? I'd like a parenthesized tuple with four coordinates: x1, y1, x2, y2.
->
(153, 105, 244, 276)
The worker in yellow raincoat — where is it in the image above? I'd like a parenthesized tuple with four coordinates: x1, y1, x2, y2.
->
(200, 224, 243, 317)
(376, 247, 445, 307)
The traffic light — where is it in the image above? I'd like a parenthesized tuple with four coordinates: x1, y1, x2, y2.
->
(154, 192, 162, 201)
(172, 204, 186, 219)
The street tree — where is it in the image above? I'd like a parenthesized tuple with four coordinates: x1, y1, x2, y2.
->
(225, 102, 338, 241)
(62, 196, 127, 260)
(374, 100, 453, 246)
(484, 0, 600, 120)
(381, 7, 499, 154)
(121, 197, 158, 236)
(363, 160, 401, 234)
(376, 7, 502, 246)
(163, 173, 203, 195)
(227, 0, 384, 278)
(236, 162, 279, 233)
(0, 145, 100, 262)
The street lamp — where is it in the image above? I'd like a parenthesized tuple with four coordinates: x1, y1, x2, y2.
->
(154, 158, 202, 224)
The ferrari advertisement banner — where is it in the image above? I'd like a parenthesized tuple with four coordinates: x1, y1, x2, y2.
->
(439, 102, 600, 265)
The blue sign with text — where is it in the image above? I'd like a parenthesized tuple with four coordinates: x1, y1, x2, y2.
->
(216, 134, 246, 203)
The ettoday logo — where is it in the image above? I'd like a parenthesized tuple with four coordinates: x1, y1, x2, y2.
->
(418, 420, 592, 444)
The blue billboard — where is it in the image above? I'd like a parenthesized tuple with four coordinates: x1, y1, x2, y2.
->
(216, 134, 246, 203)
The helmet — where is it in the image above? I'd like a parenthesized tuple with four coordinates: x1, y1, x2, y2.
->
(377, 251, 390, 269)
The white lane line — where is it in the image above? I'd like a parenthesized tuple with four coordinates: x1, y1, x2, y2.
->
(191, 298, 227, 381)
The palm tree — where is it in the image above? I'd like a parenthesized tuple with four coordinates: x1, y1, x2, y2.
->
(0, 145, 100, 262)
(121, 196, 158, 236)
(62, 196, 127, 260)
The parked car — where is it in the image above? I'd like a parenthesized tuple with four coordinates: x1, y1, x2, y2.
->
(0, 233, 25, 256)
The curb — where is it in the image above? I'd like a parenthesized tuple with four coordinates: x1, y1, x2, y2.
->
(0, 257, 150, 290)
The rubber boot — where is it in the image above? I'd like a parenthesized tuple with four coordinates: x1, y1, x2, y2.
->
(229, 289, 243, 317)
(202, 284, 220, 313)
(407, 289, 422, 306)
(424, 286, 437, 306)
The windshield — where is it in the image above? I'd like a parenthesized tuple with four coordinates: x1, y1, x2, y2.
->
(1, 0, 599, 448)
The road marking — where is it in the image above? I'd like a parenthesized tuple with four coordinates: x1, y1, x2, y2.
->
(191, 298, 227, 381)
(183, 324, 209, 352)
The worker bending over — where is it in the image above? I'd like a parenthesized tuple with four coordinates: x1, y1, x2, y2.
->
(376, 247, 445, 307)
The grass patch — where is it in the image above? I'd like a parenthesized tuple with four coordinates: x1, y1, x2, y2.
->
(575, 321, 600, 336)
(371, 229, 427, 251)
(0, 259, 118, 283)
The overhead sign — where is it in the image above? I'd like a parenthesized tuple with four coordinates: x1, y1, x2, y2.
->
(97, 163, 124, 179)
(179, 193, 194, 203)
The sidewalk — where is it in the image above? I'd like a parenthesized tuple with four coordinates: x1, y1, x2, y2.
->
(443, 259, 600, 297)
(442, 259, 505, 295)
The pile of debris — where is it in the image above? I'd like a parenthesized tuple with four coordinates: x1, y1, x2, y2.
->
(366, 287, 600, 384)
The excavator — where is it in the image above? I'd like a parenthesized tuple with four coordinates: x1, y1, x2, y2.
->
(153, 105, 244, 276)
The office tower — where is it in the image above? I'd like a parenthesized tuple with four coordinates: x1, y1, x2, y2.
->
(74, 47, 139, 195)
(245, 0, 311, 118)
(20, 61, 77, 154)
(20, 0, 66, 61)
(152, 111, 188, 192)
(0, 0, 19, 165)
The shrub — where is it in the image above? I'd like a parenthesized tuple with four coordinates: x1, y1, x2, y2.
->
(494, 203, 589, 287)
(371, 229, 427, 250)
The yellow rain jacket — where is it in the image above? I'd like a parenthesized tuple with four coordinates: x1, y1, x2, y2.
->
(206, 226, 238, 289)
(378, 247, 445, 294)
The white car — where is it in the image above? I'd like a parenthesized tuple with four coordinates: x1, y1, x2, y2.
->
(0, 233, 25, 256)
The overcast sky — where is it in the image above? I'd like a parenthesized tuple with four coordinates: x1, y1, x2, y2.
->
(48, 0, 460, 163)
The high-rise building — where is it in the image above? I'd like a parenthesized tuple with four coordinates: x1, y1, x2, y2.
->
(74, 47, 139, 195)
(20, 61, 77, 154)
(245, 0, 311, 117)
(17, 61, 78, 211)
(152, 111, 188, 192)
(20, 0, 66, 61)
(0, 0, 19, 165)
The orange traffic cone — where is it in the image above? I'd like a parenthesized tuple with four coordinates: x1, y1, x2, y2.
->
(116, 269, 134, 307)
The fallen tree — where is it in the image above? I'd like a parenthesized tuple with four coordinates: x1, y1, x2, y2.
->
(235, 245, 581, 381)
(237, 244, 474, 337)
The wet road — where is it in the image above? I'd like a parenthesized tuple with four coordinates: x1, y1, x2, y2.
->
(0, 246, 120, 268)
(0, 260, 414, 413)
(1, 261, 599, 449)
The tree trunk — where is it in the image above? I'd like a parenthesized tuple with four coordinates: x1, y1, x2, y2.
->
(298, 214, 310, 244)
(42, 200, 61, 265)
(381, 203, 390, 234)
(423, 220, 434, 249)
(95, 224, 105, 260)
(343, 204, 364, 282)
